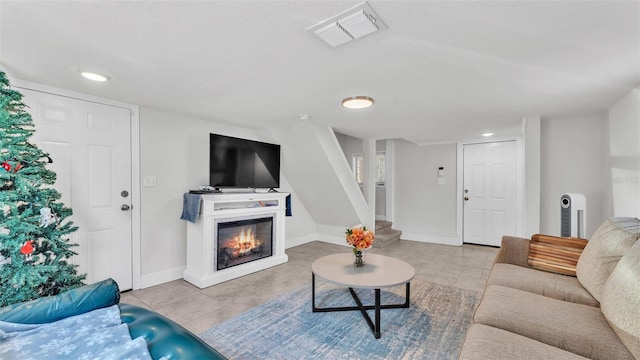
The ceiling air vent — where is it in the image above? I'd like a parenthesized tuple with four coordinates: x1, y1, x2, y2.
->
(307, 2, 387, 48)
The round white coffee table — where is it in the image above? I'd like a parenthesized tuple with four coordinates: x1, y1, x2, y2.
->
(311, 253, 416, 339)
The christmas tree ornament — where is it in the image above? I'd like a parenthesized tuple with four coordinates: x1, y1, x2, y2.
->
(39, 207, 56, 227)
(1, 161, 22, 173)
(20, 240, 35, 263)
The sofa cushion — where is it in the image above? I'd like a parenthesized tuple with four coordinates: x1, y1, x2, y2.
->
(576, 217, 640, 302)
(459, 324, 589, 360)
(486, 263, 598, 307)
(474, 285, 634, 360)
(601, 240, 640, 358)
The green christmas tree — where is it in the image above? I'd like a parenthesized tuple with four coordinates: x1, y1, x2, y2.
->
(0, 71, 85, 307)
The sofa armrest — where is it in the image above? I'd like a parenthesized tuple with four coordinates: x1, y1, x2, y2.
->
(0, 278, 120, 324)
(119, 303, 227, 360)
(493, 234, 588, 276)
(493, 235, 531, 267)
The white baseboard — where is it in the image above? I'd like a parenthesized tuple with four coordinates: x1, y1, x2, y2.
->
(285, 233, 317, 248)
(316, 236, 349, 247)
(287, 232, 351, 248)
(139, 265, 186, 289)
(401, 231, 462, 246)
(315, 224, 350, 246)
(375, 215, 386, 221)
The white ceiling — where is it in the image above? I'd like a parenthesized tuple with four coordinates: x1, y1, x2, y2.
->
(1, 1, 638, 144)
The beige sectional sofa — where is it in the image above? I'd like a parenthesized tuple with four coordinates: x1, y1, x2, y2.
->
(459, 217, 640, 359)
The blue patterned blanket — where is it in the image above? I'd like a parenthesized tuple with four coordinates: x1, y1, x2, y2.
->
(0, 305, 153, 360)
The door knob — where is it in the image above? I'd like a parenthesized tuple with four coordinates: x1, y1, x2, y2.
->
(464, 196, 469, 201)
(121, 204, 131, 211)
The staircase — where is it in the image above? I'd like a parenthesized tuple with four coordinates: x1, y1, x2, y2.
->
(373, 220, 402, 248)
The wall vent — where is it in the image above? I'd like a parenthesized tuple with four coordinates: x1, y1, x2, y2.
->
(307, 2, 387, 48)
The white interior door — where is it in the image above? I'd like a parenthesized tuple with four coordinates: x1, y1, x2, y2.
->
(22, 89, 133, 290)
(463, 141, 517, 246)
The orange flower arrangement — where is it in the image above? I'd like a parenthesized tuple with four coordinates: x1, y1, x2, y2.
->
(345, 224, 375, 252)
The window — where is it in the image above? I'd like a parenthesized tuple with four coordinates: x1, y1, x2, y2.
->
(375, 152, 385, 185)
(352, 152, 385, 185)
(353, 154, 364, 185)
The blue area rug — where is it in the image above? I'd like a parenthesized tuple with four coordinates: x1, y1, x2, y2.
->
(199, 279, 481, 359)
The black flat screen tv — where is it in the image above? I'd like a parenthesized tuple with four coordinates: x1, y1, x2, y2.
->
(209, 134, 280, 189)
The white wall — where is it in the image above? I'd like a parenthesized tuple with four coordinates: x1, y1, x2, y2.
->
(275, 175, 317, 247)
(335, 132, 363, 170)
(607, 88, 640, 218)
(268, 122, 364, 242)
(335, 133, 388, 220)
(393, 140, 458, 243)
(139, 107, 316, 287)
(540, 114, 607, 238)
(524, 117, 541, 237)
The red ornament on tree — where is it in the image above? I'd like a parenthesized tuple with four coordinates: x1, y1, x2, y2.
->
(20, 240, 35, 263)
(1, 161, 10, 172)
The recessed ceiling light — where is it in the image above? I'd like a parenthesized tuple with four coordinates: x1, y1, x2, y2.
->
(342, 96, 374, 109)
(481, 132, 494, 137)
(79, 71, 111, 82)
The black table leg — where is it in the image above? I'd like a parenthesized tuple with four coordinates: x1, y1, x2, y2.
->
(312, 273, 316, 312)
(312, 274, 411, 339)
(374, 288, 381, 338)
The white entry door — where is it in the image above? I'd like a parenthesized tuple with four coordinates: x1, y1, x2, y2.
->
(21, 89, 133, 290)
(463, 141, 517, 247)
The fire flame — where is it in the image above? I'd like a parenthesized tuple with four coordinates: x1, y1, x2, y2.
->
(229, 227, 261, 257)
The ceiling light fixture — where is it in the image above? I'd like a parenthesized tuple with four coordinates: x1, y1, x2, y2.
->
(342, 96, 374, 109)
(79, 71, 111, 82)
(481, 132, 494, 137)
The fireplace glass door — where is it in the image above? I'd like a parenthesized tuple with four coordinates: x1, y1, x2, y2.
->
(217, 217, 273, 270)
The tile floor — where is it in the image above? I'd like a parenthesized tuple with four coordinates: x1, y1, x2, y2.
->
(120, 240, 498, 334)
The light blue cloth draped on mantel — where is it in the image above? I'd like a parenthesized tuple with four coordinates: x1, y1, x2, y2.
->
(180, 193, 202, 223)
(286, 194, 292, 216)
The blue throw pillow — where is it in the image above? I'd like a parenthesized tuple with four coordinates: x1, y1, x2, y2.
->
(0, 278, 120, 324)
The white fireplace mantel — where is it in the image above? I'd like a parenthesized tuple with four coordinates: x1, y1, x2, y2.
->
(183, 192, 289, 288)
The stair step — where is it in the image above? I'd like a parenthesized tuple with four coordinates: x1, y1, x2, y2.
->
(373, 229, 402, 248)
(375, 220, 392, 232)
